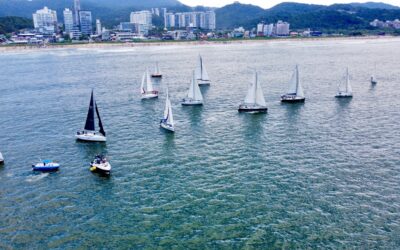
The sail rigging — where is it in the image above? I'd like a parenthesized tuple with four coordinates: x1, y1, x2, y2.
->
(84, 90, 96, 131)
(188, 71, 203, 101)
(95, 102, 106, 136)
(244, 71, 266, 106)
(195, 55, 210, 81)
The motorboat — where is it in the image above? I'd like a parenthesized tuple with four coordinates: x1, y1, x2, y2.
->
(90, 155, 111, 175)
(32, 160, 60, 172)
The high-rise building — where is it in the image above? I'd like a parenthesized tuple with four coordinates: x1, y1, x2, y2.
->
(74, 0, 81, 26)
(166, 11, 216, 30)
(63, 8, 74, 34)
(96, 19, 102, 35)
(79, 11, 92, 35)
(276, 20, 290, 36)
(32, 6, 58, 34)
(263, 23, 274, 36)
(130, 11, 152, 35)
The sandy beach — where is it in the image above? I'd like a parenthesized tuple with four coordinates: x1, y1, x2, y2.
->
(0, 35, 398, 52)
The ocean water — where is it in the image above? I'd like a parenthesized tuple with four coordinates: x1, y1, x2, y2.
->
(1, 38, 400, 249)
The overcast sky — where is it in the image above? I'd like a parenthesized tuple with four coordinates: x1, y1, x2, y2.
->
(179, 0, 400, 8)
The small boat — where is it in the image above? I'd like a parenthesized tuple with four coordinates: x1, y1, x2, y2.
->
(160, 89, 175, 132)
(0, 152, 4, 164)
(281, 65, 305, 103)
(371, 63, 378, 85)
(141, 68, 159, 99)
(90, 155, 111, 175)
(182, 71, 204, 106)
(195, 55, 211, 86)
(32, 160, 60, 172)
(238, 71, 268, 113)
(336, 67, 353, 98)
(370, 75, 377, 85)
(76, 90, 107, 142)
(151, 62, 162, 78)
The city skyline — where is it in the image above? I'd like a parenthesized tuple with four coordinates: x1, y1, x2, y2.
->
(179, 0, 400, 8)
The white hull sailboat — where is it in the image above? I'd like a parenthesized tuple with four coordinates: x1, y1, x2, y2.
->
(0, 152, 4, 164)
(76, 90, 107, 142)
(151, 62, 162, 78)
(160, 89, 175, 132)
(281, 65, 305, 103)
(336, 67, 353, 98)
(195, 55, 211, 86)
(182, 71, 204, 106)
(238, 71, 268, 113)
(141, 68, 159, 99)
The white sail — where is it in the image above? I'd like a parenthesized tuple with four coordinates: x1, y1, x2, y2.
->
(195, 55, 210, 81)
(287, 68, 298, 95)
(140, 72, 146, 94)
(163, 90, 174, 126)
(244, 72, 266, 106)
(345, 68, 352, 93)
(146, 68, 154, 92)
(255, 72, 267, 106)
(154, 62, 161, 75)
(295, 65, 305, 98)
(187, 71, 203, 101)
(0, 152, 3, 162)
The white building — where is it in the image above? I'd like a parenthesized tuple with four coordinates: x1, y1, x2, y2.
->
(263, 23, 274, 37)
(257, 23, 264, 36)
(33, 7, 58, 34)
(63, 8, 74, 34)
(276, 20, 290, 36)
(165, 11, 216, 30)
(130, 11, 152, 35)
(96, 19, 102, 35)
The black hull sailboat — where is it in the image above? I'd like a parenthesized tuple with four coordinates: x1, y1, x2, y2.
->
(76, 90, 107, 142)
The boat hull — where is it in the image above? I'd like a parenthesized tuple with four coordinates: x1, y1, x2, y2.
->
(151, 74, 162, 78)
(76, 133, 106, 142)
(32, 163, 60, 172)
(238, 107, 268, 113)
(335, 95, 353, 98)
(281, 95, 305, 103)
(90, 163, 111, 175)
(141, 92, 159, 99)
(198, 80, 210, 86)
(371, 80, 377, 85)
(335, 92, 353, 98)
(181, 99, 203, 106)
(160, 122, 175, 132)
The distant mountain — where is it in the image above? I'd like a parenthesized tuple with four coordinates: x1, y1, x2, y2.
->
(0, 16, 33, 34)
(217, 2, 400, 31)
(215, 2, 265, 29)
(349, 2, 400, 9)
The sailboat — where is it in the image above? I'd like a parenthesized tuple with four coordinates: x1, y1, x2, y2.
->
(141, 68, 159, 99)
(160, 89, 175, 132)
(151, 62, 162, 78)
(281, 65, 305, 103)
(0, 152, 4, 164)
(336, 67, 353, 98)
(371, 63, 377, 85)
(182, 71, 204, 106)
(76, 90, 107, 142)
(195, 55, 211, 86)
(238, 71, 268, 113)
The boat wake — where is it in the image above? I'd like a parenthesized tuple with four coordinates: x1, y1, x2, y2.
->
(26, 173, 49, 183)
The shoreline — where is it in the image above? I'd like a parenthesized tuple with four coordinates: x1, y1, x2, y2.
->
(0, 35, 398, 52)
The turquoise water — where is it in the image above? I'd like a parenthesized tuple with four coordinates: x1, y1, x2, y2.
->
(1, 39, 400, 248)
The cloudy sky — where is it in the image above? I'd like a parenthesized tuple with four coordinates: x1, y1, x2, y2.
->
(179, 0, 400, 8)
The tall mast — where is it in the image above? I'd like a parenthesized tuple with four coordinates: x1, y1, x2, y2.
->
(295, 65, 299, 95)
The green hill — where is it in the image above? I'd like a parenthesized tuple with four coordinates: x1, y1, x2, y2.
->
(0, 16, 33, 34)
